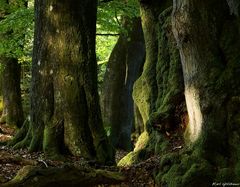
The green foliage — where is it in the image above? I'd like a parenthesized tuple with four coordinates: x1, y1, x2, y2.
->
(96, 35, 118, 63)
(117, 151, 140, 166)
(0, 0, 140, 86)
(97, 0, 139, 34)
(96, 35, 118, 85)
(0, 7, 34, 61)
(96, 0, 140, 84)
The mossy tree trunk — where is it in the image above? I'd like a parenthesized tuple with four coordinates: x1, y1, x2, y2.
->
(119, 0, 186, 165)
(11, 0, 115, 165)
(133, 0, 174, 126)
(162, 0, 240, 185)
(118, 0, 240, 185)
(101, 17, 145, 151)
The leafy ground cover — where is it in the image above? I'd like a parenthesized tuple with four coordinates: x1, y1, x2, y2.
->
(0, 123, 161, 186)
(0, 121, 185, 186)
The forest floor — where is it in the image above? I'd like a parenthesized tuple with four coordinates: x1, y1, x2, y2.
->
(0, 123, 183, 186)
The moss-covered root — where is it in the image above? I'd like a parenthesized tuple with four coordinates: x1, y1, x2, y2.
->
(118, 131, 170, 167)
(7, 118, 30, 147)
(155, 152, 215, 187)
(118, 131, 150, 167)
(155, 150, 240, 187)
(2, 165, 125, 187)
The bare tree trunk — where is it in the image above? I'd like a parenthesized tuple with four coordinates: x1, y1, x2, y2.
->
(101, 17, 145, 151)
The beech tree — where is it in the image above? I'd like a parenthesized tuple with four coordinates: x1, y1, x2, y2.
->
(118, 0, 185, 169)
(2, 0, 240, 186)
(101, 17, 145, 151)
(169, 0, 240, 185)
(119, 0, 240, 185)
(0, 0, 24, 128)
(0, 58, 23, 128)
(11, 0, 115, 164)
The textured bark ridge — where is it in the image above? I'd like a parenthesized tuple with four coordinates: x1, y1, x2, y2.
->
(119, 2, 186, 167)
(156, 0, 240, 186)
(120, 0, 240, 186)
(9, 0, 114, 165)
(101, 17, 145, 151)
(2, 165, 125, 187)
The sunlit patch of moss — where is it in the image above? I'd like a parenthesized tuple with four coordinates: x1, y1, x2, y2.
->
(134, 131, 149, 152)
(9, 165, 36, 183)
(117, 151, 140, 167)
(132, 75, 153, 126)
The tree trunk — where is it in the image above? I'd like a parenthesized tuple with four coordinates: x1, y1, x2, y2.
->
(11, 0, 115, 165)
(0, 58, 24, 128)
(133, 0, 173, 126)
(119, 1, 186, 167)
(155, 0, 240, 185)
(101, 17, 145, 151)
(0, 0, 24, 129)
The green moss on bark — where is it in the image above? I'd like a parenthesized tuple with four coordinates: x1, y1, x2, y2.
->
(120, 6, 185, 166)
(3, 165, 125, 187)
(156, 151, 215, 187)
(9, 0, 115, 165)
(117, 151, 140, 167)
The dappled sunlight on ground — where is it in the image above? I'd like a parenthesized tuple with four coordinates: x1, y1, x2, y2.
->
(0, 123, 15, 142)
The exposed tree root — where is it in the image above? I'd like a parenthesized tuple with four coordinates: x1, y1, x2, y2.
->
(2, 165, 125, 187)
(7, 119, 30, 148)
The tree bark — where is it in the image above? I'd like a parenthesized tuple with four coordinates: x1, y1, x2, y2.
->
(119, 1, 186, 167)
(11, 0, 115, 165)
(101, 17, 145, 151)
(133, 0, 173, 126)
(155, 0, 240, 185)
(0, 58, 24, 128)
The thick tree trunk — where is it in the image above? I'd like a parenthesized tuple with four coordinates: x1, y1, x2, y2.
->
(101, 17, 145, 151)
(119, 1, 186, 167)
(133, 0, 174, 126)
(119, 0, 240, 185)
(0, 58, 24, 128)
(154, 0, 240, 185)
(11, 0, 114, 165)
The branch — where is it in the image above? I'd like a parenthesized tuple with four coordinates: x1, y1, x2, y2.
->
(114, 9, 121, 26)
(96, 33, 120, 36)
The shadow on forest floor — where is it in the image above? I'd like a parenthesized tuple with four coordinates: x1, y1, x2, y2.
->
(0, 124, 161, 186)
